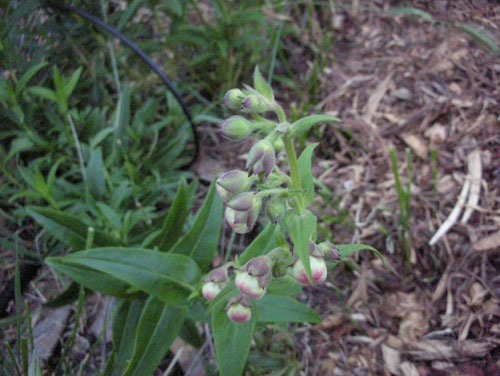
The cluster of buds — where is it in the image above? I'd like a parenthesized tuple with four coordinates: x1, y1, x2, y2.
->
(202, 67, 342, 323)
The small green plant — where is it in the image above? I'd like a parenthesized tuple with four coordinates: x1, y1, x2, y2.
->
(390, 148, 413, 262)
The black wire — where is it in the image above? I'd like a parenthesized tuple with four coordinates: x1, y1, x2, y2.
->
(43, 1, 200, 168)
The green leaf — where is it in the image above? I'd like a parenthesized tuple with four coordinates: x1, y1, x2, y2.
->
(290, 115, 340, 138)
(238, 222, 277, 265)
(124, 297, 185, 376)
(64, 67, 83, 99)
(48, 248, 201, 306)
(298, 143, 318, 206)
(16, 62, 48, 95)
(255, 295, 320, 323)
(253, 66, 274, 100)
(109, 299, 145, 376)
(146, 179, 190, 252)
(26, 207, 120, 251)
(27, 86, 57, 103)
(170, 181, 223, 270)
(112, 84, 131, 158)
(212, 299, 255, 376)
(284, 210, 316, 283)
(267, 276, 302, 297)
(46, 258, 131, 298)
(388, 7, 435, 22)
(87, 147, 107, 199)
(336, 244, 385, 264)
(458, 24, 500, 53)
(96, 202, 122, 232)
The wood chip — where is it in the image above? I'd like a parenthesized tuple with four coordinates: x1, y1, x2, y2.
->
(363, 73, 393, 130)
(400, 133, 428, 160)
(473, 230, 500, 252)
(33, 306, 71, 362)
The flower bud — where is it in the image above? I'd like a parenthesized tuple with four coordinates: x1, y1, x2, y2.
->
(223, 88, 246, 110)
(246, 140, 276, 177)
(241, 94, 271, 114)
(227, 191, 257, 211)
(318, 242, 341, 262)
(216, 170, 250, 202)
(292, 256, 327, 286)
(219, 116, 252, 141)
(225, 207, 259, 234)
(227, 296, 252, 323)
(271, 137, 284, 153)
(201, 281, 222, 301)
(235, 270, 266, 300)
(245, 256, 270, 278)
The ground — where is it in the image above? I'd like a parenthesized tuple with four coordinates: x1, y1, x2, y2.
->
(1, 1, 499, 375)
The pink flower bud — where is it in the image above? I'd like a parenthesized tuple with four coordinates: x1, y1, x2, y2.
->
(235, 271, 266, 300)
(245, 256, 270, 278)
(292, 256, 327, 286)
(224, 193, 261, 234)
(227, 296, 252, 323)
(218, 116, 252, 141)
(246, 140, 276, 177)
(227, 192, 256, 211)
(216, 170, 250, 202)
(201, 282, 222, 301)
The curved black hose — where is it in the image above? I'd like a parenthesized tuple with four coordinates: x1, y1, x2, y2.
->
(43, 1, 200, 167)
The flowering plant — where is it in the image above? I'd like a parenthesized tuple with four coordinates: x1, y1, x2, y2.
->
(42, 67, 378, 376)
(202, 67, 379, 375)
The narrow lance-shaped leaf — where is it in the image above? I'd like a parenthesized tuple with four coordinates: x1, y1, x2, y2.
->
(146, 179, 191, 252)
(212, 299, 255, 376)
(46, 258, 131, 298)
(46, 248, 201, 306)
(290, 114, 340, 138)
(253, 66, 274, 100)
(124, 297, 186, 376)
(298, 143, 318, 206)
(27, 207, 120, 251)
(255, 294, 320, 323)
(107, 299, 145, 376)
(170, 181, 223, 269)
(336, 244, 385, 264)
(284, 210, 316, 283)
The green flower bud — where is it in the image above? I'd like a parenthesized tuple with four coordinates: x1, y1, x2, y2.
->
(271, 137, 284, 153)
(219, 116, 252, 141)
(241, 94, 271, 114)
(223, 88, 246, 110)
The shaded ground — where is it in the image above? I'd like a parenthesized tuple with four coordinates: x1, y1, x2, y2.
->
(1, 1, 499, 375)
